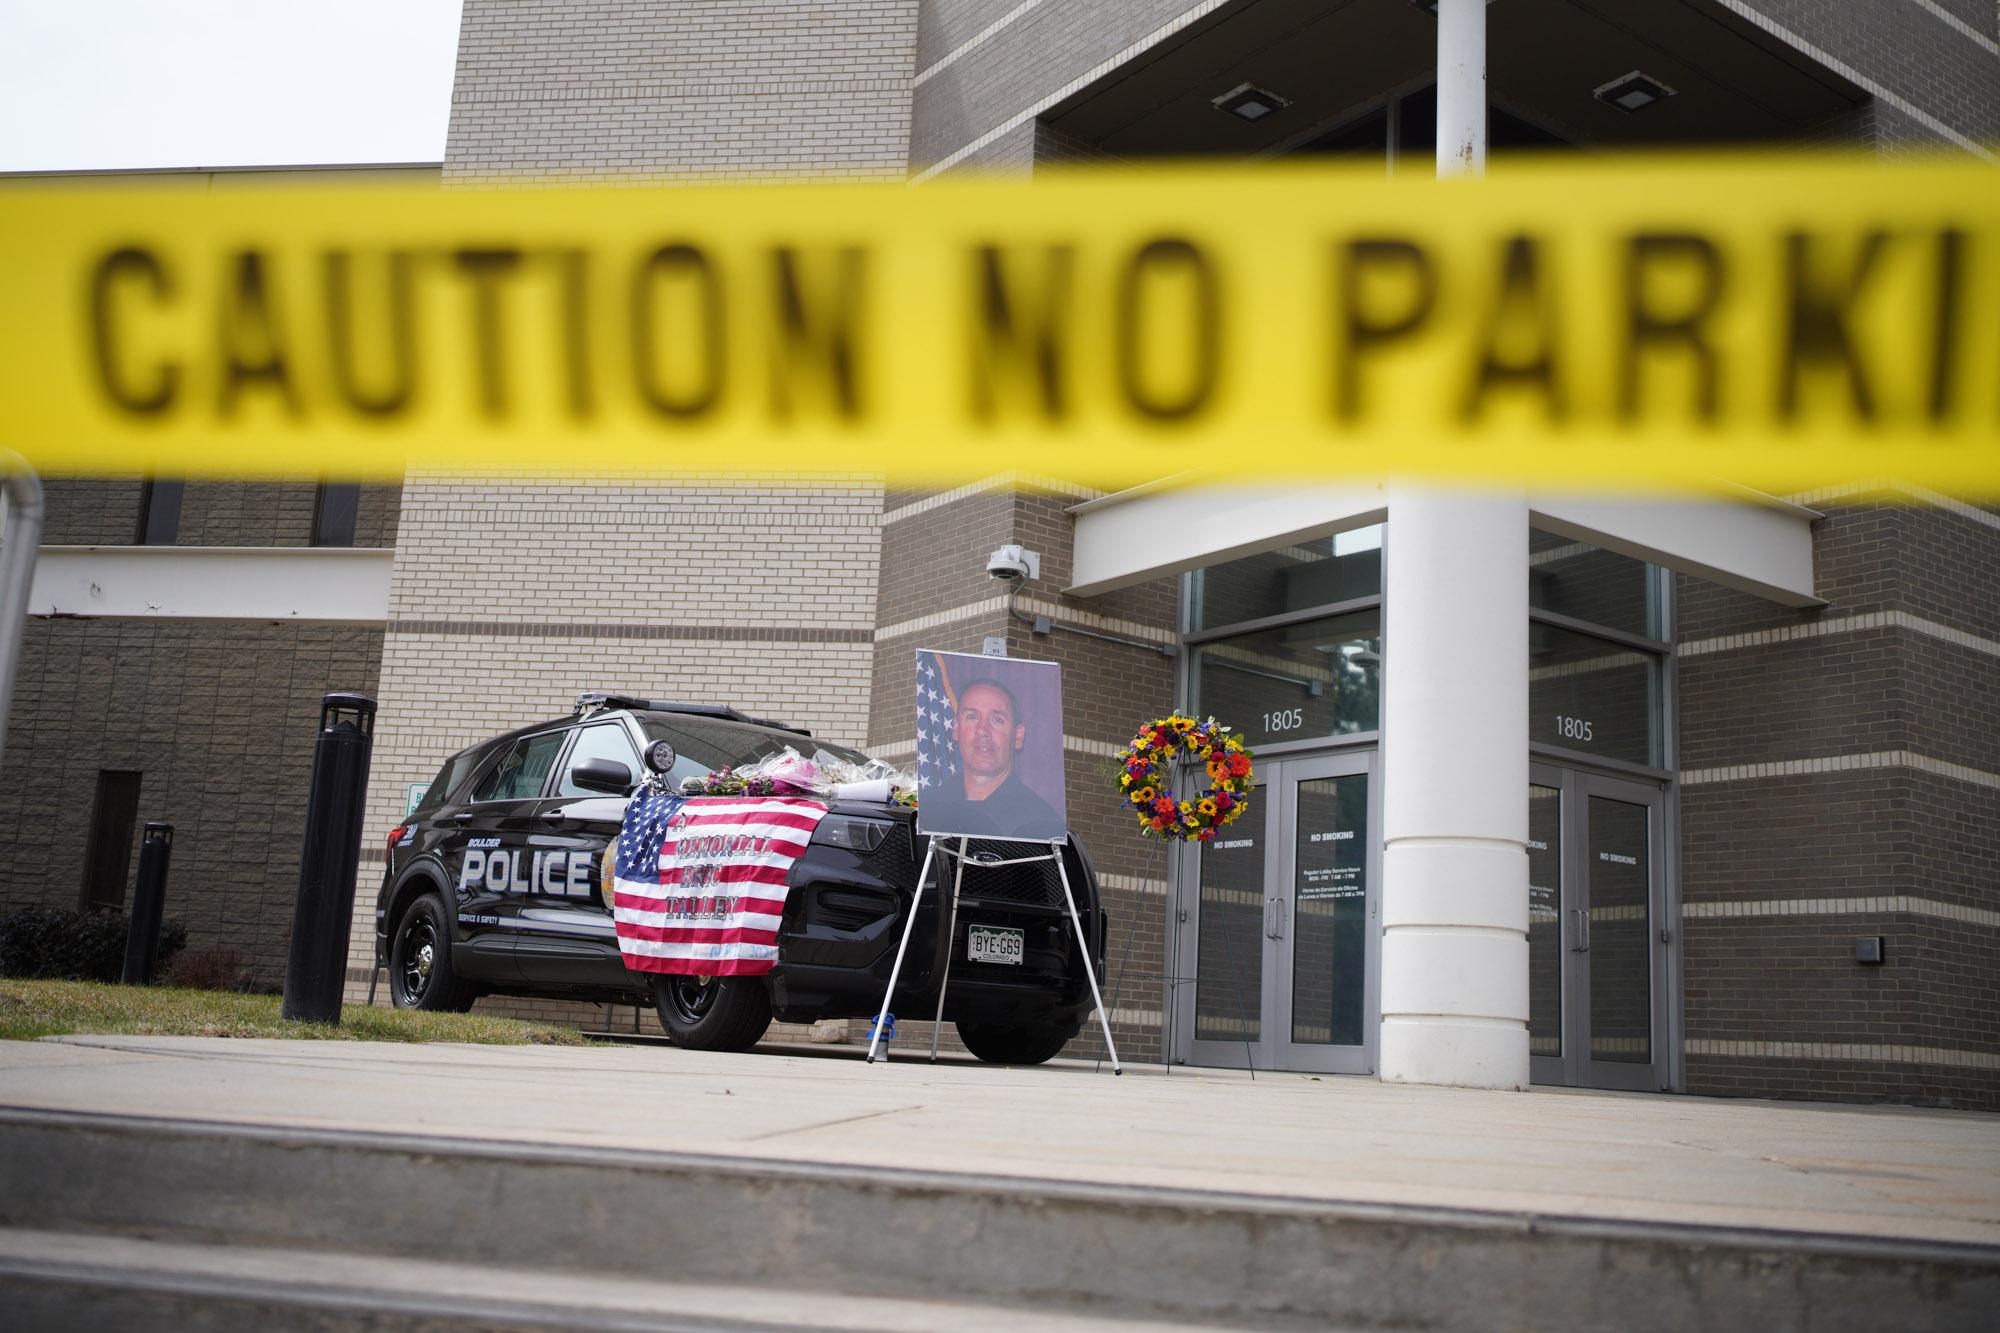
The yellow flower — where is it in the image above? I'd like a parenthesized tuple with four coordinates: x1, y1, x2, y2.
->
(1179, 800, 1193, 814)
(1131, 786, 1155, 805)
(1119, 773, 1132, 787)
(1170, 717, 1194, 734)
(1197, 798, 1217, 817)
(1182, 815, 1199, 828)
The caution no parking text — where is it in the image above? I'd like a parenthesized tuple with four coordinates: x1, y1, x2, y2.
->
(2, 155, 1995, 492)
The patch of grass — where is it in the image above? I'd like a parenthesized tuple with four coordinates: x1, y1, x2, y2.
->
(0, 979, 588, 1046)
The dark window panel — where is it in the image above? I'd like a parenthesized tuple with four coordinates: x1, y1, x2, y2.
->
(1192, 608, 1382, 747)
(82, 770, 143, 910)
(1191, 526, 1383, 632)
(1530, 528, 1661, 640)
(312, 483, 362, 548)
(136, 480, 183, 545)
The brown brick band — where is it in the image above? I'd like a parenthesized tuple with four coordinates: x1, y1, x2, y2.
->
(386, 620, 872, 643)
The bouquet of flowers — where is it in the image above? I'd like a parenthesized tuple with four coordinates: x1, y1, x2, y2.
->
(678, 765, 777, 797)
(681, 747, 917, 804)
(1112, 714, 1254, 843)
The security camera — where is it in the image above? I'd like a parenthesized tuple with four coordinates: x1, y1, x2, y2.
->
(985, 545, 1041, 582)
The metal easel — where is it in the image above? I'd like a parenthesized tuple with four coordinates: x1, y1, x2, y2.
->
(865, 833, 1122, 1074)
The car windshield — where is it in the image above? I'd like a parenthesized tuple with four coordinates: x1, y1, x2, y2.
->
(637, 714, 878, 788)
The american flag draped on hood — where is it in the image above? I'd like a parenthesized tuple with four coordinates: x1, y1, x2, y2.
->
(612, 789, 830, 976)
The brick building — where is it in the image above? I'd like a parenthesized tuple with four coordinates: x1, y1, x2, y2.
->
(4, 1, 1995, 1108)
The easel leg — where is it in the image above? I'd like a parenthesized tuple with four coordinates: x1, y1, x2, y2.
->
(929, 836, 968, 1061)
(867, 837, 937, 1064)
(1054, 842, 1123, 1075)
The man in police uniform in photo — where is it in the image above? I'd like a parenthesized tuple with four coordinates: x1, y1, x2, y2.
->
(950, 679, 1059, 836)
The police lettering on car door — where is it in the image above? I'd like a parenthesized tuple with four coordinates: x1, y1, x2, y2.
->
(458, 837, 597, 897)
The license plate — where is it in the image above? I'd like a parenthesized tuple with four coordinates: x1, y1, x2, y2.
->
(966, 925, 1025, 966)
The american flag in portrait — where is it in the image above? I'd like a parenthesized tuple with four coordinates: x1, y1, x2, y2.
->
(915, 650, 960, 797)
(611, 787, 829, 977)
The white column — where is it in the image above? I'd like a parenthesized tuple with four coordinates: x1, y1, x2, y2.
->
(1375, 0, 1529, 1091)
(1378, 491, 1528, 1088)
(1435, 0, 1487, 179)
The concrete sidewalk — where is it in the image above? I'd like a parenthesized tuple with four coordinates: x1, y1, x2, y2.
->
(3, 1034, 1995, 1247)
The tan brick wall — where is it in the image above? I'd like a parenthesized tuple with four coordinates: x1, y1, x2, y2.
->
(446, 0, 918, 183)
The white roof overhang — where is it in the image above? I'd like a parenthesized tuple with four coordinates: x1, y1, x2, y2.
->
(27, 546, 393, 623)
(1068, 480, 1822, 608)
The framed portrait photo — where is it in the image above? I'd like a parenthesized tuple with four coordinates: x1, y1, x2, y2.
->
(914, 650, 1067, 843)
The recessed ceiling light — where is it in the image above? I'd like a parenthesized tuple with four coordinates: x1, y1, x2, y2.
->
(1212, 82, 1292, 123)
(1406, 1, 1495, 17)
(1593, 70, 1677, 114)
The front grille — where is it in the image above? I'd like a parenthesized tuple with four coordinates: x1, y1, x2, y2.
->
(856, 819, 918, 884)
(855, 824, 1088, 911)
(946, 839, 1067, 908)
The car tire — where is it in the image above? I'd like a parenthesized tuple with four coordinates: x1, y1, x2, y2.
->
(651, 973, 772, 1051)
(955, 1020, 1079, 1066)
(388, 892, 477, 1013)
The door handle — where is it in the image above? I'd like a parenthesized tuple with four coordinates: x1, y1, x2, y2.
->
(1571, 908, 1590, 952)
(451, 811, 475, 825)
(1265, 898, 1279, 939)
(1274, 898, 1287, 939)
(538, 809, 567, 828)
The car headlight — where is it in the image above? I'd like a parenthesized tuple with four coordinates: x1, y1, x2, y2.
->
(810, 815, 891, 853)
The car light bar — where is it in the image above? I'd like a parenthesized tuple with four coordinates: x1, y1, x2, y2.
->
(573, 692, 812, 737)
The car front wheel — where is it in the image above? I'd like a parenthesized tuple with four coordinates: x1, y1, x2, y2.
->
(388, 892, 477, 1012)
(650, 973, 772, 1051)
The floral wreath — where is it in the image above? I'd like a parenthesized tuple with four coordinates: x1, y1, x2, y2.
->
(1114, 714, 1254, 842)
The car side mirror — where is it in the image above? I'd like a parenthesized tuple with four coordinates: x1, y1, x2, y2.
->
(571, 757, 635, 794)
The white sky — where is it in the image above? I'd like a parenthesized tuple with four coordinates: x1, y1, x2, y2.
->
(0, 2, 463, 172)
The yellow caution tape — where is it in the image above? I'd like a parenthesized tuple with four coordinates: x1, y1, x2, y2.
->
(1, 154, 1995, 493)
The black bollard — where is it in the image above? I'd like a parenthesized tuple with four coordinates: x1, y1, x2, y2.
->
(282, 693, 376, 1024)
(120, 822, 174, 985)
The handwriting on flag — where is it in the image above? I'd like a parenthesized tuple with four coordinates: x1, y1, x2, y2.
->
(612, 792, 830, 977)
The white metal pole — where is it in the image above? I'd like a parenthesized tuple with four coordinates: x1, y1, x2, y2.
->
(1376, 0, 1531, 1091)
(928, 836, 968, 1060)
(0, 452, 46, 777)
(1435, 0, 1487, 179)
(1055, 844, 1122, 1074)
(867, 836, 938, 1063)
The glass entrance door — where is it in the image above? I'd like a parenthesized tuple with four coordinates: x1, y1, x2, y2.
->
(1528, 765, 1669, 1091)
(1177, 753, 1378, 1074)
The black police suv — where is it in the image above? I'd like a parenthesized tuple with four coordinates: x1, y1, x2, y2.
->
(376, 694, 1108, 1063)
